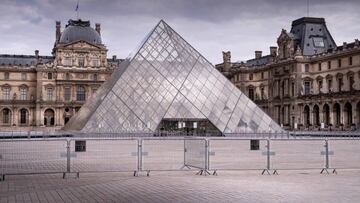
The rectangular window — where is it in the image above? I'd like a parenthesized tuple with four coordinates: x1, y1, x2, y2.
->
(21, 73, 27, 80)
(92, 59, 100, 67)
(4, 72, 9, 80)
(349, 57, 353, 66)
(64, 87, 71, 101)
(48, 73, 52, 80)
(47, 88, 53, 100)
(78, 57, 85, 67)
(304, 82, 310, 95)
(63, 57, 72, 66)
(313, 37, 325, 47)
(2, 109, 10, 124)
(318, 63, 321, 71)
(338, 78, 343, 92)
(291, 82, 295, 96)
(349, 76, 354, 91)
(328, 61, 331, 69)
(2, 87, 10, 100)
(261, 87, 264, 100)
(318, 80, 323, 93)
(328, 79, 333, 92)
(261, 72, 264, 79)
(338, 59, 342, 68)
(304, 64, 309, 72)
(20, 88, 27, 100)
(249, 74, 253, 80)
(248, 88, 254, 100)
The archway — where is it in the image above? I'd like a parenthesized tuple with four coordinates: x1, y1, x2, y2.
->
(304, 105, 310, 127)
(344, 102, 352, 127)
(333, 103, 341, 127)
(44, 109, 55, 126)
(323, 104, 330, 126)
(19, 108, 28, 125)
(1, 108, 11, 125)
(313, 105, 320, 126)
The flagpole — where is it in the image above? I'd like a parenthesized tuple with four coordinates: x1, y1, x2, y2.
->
(76, 0, 80, 20)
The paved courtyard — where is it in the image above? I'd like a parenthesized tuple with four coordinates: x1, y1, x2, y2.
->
(1, 170, 360, 203)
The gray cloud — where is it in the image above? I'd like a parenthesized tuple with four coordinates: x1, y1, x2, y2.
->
(1, 0, 359, 64)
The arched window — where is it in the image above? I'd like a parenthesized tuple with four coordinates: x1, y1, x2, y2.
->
(2, 86, 10, 100)
(19, 109, 28, 124)
(44, 109, 55, 126)
(2, 108, 11, 124)
(248, 86, 254, 101)
(76, 86, 86, 101)
(20, 87, 27, 100)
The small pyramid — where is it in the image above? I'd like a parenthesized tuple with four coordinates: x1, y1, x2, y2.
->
(64, 20, 283, 134)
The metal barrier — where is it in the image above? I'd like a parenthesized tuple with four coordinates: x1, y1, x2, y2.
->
(0, 139, 67, 180)
(270, 139, 325, 172)
(141, 138, 189, 174)
(184, 138, 207, 174)
(1, 136, 360, 180)
(69, 138, 138, 174)
(328, 139, 360, 170)
(208, 139, 267, 173)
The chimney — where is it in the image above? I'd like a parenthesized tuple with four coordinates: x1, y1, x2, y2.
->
(222, 51, 231, 72)
(270, 46, 277, 56)
(35, 50, 39, 58)
(255, 51, 262, 59)
(112, 55, 117, 61)
(355, 39, 359, 48)
(343, 42, 347, 50)
(56, 21, 61, 43)
(95, 23, 101, 35)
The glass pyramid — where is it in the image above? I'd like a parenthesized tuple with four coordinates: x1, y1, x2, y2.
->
(64, 20, 283, 134)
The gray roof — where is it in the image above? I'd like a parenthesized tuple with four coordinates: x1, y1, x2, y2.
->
(290, 17, 337, 55)
(59, 19, 102, 45)
(245, 55, 273, 66)
(0, 55, 54, 67)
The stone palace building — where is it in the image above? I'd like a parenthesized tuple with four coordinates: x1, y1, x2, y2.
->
(0, 19, 122, 131)
(216, 17, 360, 131)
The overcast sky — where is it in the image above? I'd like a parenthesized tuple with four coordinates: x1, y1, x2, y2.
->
(0, 0, 359, 64)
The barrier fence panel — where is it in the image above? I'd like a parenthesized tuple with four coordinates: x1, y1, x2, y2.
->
(142, 138, 186, 171)
(208, 139, 267, 171)
(328, 139, 360, 169)
(184, 138, 206, 169)
(0, 139, 67, 175)
(271, 139, 325, 170)
(69, 139, 138, 173)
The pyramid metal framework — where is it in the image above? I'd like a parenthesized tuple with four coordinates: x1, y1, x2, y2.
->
(64, 20, 283, 134)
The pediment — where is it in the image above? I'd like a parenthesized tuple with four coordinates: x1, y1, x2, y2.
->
(61, 40, 104, 50)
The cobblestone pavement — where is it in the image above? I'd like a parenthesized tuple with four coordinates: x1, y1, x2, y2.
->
(1, 170, 360, 203)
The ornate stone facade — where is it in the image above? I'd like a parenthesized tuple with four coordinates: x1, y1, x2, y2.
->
(0, 19, 122, 131)
(216, 17, 360, 131)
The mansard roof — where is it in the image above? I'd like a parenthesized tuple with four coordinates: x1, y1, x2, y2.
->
(0, 54, 54, 67)
(290, 17, 337, 56)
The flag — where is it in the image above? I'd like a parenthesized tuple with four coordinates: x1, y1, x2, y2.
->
(75, 1, 79, 11)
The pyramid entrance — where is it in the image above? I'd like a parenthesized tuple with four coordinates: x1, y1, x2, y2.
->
(64, 20, 283, 135)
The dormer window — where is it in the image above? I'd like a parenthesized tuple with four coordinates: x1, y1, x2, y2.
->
(78, 57, 85, 67)
(313, 37, 325, 47)
(63, 57, 72, 66)
(92, 58, 100, 67)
